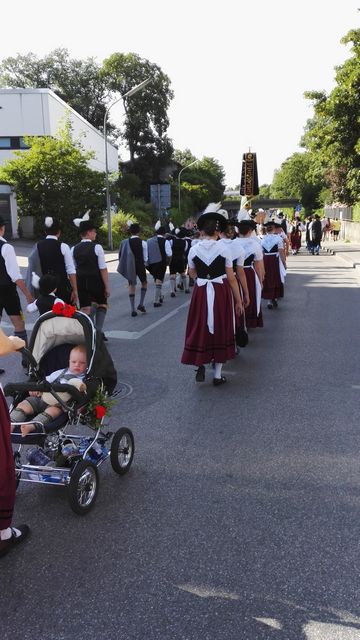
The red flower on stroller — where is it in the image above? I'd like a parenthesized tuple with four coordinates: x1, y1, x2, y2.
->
(95, 405, 107, 419)
(52, 302, 76, 317)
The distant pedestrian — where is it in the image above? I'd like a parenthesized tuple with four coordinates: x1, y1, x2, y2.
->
(309, 214, 322, 255)
(331, 218, 341, 241)
(261, 221, 286, 309)
(147, 223, 172, 308)
(169, 228, 190, 297)
(118, 222, 148, 317)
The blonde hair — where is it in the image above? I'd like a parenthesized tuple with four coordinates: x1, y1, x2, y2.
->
(70, 344, 87, 360)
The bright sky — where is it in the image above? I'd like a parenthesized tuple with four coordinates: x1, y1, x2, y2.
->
(2, 1, 359, 187)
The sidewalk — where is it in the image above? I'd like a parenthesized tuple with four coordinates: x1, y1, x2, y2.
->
(321, 239, 360, 269)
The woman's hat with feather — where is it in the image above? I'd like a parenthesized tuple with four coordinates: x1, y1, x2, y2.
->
(196, 202, 228, 232)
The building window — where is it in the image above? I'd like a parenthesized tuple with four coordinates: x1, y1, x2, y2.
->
(0, 137, 30, 149)
(0, 137, 11, 149)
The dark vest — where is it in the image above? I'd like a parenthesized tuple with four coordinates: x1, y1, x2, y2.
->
(36, 294, 56, 315)
(73, 242, 100, 277)
(37, 239, 67, 282)
(193, 255, 226, 279)
(157, 237, 167, 262)
(172, 238, 186, 259)
(0, 241, 13, 286)
(129, 237, 144, 265)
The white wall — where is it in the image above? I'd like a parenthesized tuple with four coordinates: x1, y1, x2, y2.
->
(0, 89, 118, 172)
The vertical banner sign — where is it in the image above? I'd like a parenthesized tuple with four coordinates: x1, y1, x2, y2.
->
(240, 152, 259, 196)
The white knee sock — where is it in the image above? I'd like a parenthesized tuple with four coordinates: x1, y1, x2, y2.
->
(214, 363, 223, 378)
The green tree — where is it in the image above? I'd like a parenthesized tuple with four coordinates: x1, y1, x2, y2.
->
(101, 52, 174, 165)
(173, 151, 226, 217)
(271, 152, 323, 215)
(0, 48, 109, 131)
(302, 27, 360, 204)
(0, 122, 105, 244)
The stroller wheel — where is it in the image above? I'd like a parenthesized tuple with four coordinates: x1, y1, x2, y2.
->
(110, 428, 135, 475)
(14, 451, 22, 489)
(68, 460, 99, 515)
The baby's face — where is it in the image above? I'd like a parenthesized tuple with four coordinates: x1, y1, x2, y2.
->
(69, 349, 87, 375)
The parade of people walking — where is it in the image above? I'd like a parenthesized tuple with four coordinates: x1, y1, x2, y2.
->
(261, 220, 286, 310)
(237, 219, 265, 328)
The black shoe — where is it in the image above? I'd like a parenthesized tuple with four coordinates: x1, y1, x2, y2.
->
(131, 311, 138, 317)
(171, 292, 176, 298)
(272, 299, 278, 308)
(267, 303, 273, 310)
(185, 289, 190, 294)
(213, 376, 227, 387)
(154, 302, 162, 308)
(0, 525, 30, 558)
(0, 368, 4, 375)
(160, 296, 164, 304)
(137, 305, 146, 313)
(195, 365, 205, 382)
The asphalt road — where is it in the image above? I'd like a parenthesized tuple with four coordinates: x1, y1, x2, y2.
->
(1, 251, 360, 640)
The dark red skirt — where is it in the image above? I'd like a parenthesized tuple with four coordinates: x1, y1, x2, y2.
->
(0, 390, 15, 530)
(181, 280, 236, 366)
(291, 232, 301, 250)
(262, 255, 283, 300)
(244, 267, 263, 328)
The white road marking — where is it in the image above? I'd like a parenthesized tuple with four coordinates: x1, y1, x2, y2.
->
(105, 300, 191, 340)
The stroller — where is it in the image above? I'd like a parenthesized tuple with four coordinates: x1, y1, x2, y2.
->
(5, 309, 134, 515)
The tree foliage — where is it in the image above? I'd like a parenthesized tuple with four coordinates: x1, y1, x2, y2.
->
(0, 122, 105, 243)
(101, 52, 174, 165)
(271, 152, 323, 214)
(302, 28, 360, 204)
(0, 49, 109, 132)
(172, 150, 226, 218)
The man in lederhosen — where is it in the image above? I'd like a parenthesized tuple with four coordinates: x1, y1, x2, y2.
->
(72, 217, 110, 335)
(0, 217, 34, 371)
(26, 217, 78, 305)
(147, 223, 172, 307)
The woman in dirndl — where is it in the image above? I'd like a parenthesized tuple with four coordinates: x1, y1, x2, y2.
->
(237, 220, 265, 328)
(181, 209, 242, 386)
(260, 221, 286, 309)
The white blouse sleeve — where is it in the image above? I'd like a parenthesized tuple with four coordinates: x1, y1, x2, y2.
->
(187, 246, 196, 269)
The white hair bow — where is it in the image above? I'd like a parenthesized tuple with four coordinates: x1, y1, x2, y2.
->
(154, 220, 161, 231)
(45, 216, 53, 228)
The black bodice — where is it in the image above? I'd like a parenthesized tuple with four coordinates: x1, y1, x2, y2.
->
(263, 245, 278, 253)
(244, 253, 255, 266)
(193, 254, 226, 279)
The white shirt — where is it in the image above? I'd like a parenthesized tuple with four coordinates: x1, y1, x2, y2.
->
(46, 368, 85, 384)
(188, 239, 232, 270)
(218, 237, 245, 266)
(71, 239, 107, 270)
(157, 235, 172, 258)
(0, 237, 22, 282)
(261, 233, 284, 252)
(237, 236, 263, 261)
(46, 235, 76, 275)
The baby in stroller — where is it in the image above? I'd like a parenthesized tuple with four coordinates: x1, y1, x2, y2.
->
(10, 344, 87, 437)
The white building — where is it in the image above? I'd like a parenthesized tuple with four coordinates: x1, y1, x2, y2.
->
(0, 88, 118, 237)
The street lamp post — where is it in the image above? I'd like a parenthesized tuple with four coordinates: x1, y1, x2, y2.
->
(104, 77, 151, 249)
(178, 160, 197, 215)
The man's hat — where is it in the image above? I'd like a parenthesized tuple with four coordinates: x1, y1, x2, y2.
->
(197, 211, 228, 232)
